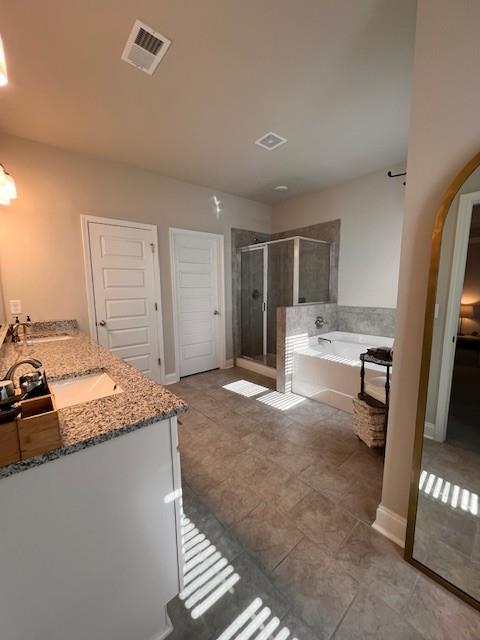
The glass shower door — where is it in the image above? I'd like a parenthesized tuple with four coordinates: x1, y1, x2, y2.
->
(267, 240, 294, 367)
(240, 248, 265, 361)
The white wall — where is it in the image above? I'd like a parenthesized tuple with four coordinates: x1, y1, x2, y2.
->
(380, 0, 480, 534)
(271, 166, 405, 308)
(0, 133, 271, 375)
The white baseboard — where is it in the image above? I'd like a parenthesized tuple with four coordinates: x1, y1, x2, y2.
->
(149, 611, 173, 639)
(372, 504, 407, 548)
(222, 358, 234, 369)
(236, 357, 277, 380)
(164, 372, 180, 385)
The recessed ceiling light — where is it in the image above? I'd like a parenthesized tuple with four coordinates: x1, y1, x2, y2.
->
(255, 132, 287, 151)
(273, 185, 289, 192)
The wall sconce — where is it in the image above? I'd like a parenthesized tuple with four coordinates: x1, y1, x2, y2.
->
(0, 164, 17, 205)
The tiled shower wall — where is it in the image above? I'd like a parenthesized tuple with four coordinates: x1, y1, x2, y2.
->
(276, 303, 396, 392)
(232, 220, 340, 361)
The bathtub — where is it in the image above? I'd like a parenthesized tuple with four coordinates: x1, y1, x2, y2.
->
(292, 331, 394, 413)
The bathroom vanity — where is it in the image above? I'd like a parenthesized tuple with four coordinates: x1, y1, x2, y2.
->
(0, 330, 187, 640)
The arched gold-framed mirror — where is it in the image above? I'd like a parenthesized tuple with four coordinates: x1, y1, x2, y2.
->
(405, 152, 480, 611)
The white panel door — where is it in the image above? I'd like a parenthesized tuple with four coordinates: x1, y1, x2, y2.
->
(88, 222, 162, 382)
(172, 231, 222, 377)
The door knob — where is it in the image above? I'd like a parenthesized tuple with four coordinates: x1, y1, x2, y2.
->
(213, 310, 220, 316)
(98, 320, 107, 326)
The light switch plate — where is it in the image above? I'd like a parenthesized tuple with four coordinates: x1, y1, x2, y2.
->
(9, 300, 22, 314)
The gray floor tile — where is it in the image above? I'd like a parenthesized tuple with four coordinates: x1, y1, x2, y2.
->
(195, 514, 243, 563)
(336, 522, 418, 612)
(272, 538, 359, 640)
(291, 491, 357, 552)
(280, 611, 322, 640)
(172, 367, 480, 640)
(333, 587, 424, 639)
(338, 477, 382, 524)
(201, 475, 261, 526)
(300, 461, 353, 501)
(232, 501, 304, 572)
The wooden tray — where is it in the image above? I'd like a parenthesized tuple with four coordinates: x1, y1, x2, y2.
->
(17, 394, 61, 459)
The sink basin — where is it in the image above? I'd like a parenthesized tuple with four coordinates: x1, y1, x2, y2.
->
(50, 373, 123, 409)
(27, 334, 73, 345)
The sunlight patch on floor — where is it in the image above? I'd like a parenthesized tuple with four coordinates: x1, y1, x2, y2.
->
(257, 391, 305, 411)
(222, 379, 270, 397)
(216, 597, 298, 640)
(419, 469, 478, 516)
(179, 498, 301, 637)
(180, 513, 240, 619)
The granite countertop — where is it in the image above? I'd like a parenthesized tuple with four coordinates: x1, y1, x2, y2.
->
(0, 330, 187, 479)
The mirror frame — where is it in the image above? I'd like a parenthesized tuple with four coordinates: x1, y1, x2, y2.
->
(405, 151, 480, 611)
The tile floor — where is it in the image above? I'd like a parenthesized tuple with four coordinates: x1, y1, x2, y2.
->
(167, 367, 480, 640)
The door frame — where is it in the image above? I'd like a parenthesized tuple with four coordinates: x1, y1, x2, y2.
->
(169, 228, 227, 378)
(80, 214, 166, 384)
(433, 191, 480, 441)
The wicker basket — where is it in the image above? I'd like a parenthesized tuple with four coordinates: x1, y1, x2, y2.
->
(352, 397, 386, 448)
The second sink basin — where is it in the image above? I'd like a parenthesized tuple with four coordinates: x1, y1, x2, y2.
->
(50, 373, 123, 409)
(27, 334, 73, 345)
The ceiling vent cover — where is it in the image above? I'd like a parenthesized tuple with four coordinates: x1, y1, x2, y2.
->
(255, 131, 287, 151)
(121, 20, 171, 75)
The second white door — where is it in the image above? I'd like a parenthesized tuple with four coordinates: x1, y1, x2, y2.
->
(171, 229, 223, 377)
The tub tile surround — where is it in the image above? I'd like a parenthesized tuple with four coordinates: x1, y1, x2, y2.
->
(277, 303, 395, 393)
(337, 306, 396, 339)
(167, 367, 480, 640)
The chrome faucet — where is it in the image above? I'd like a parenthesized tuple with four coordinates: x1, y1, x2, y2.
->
(3, 358, 43, 384)
(317, 336, 332, 344)
(10, 316, 32, 343)
(315, 316, 327, 329)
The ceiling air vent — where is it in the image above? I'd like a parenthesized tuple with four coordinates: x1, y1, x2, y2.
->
(121, 20, 171, 75)
(255, 131, 287, 151)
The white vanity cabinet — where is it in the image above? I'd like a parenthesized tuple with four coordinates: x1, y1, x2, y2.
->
(0, 417, 183, 640)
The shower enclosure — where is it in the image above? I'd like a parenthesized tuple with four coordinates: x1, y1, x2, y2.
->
(240, 236, 331, 368)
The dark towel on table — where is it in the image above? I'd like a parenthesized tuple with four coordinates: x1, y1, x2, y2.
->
(367, 347, 393, 362)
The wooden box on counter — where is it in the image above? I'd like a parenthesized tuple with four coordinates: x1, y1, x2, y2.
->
(17, 394, 61, 460)
(0, 421, 21, 467)
(0, 394, 61, 468)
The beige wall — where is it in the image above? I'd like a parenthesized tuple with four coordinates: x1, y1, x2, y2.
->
(0, 133, 271, 374)
(0, 264, 5, 327)
(271, 166, 405, 308)
(381, 0, 480, 525)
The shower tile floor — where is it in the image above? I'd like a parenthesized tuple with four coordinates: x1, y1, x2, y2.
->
(167, 368, 480, 640)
